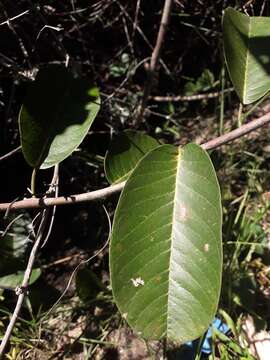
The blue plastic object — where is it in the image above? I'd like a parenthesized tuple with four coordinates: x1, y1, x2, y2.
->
(201, 317, 229, 354)
(185, 317, 229, 357)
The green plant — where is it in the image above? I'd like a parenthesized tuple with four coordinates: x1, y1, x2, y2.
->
(0, 3, 270, 358)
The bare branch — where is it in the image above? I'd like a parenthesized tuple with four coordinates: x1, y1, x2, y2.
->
(0, 181, 124, 212)
(0, 111, 269, 213)
(0, 10, 30, 26)
(0, 146, 21, 162)
(151, 88, 234, 102)
(202, 111, 270, 150)
(136, 0, 173, 122)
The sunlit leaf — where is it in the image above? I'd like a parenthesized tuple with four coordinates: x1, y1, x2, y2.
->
(223, 7, 270, 104)
(110, 144, 222, 343)
(19, 65, 100, 169)
(104, 130, 159, 184)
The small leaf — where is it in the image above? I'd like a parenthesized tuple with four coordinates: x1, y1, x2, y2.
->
(110, 144, 222, 343)
(223, 7, 270, 104)
(0, 268, 41, 288)
(19, 65, 100, 169)
(0, 212, 32, 258)
(104, 130, 159, 184)
(76, 267, 103, 302)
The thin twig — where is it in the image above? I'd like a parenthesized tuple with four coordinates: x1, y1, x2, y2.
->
(0, 182, 124, 211)
(151, 88, 234, 102)
(0, 214, 24, 239)
(0, 111, 269, 212)
(132, 0, 141, 39)
(0, 146, 21, 162)
(0, 210, 48, 357)
(3, 8, 30, 65)
(136, 0, 173, 123)
(41, 164, 59, 248)
(39, 204, 111, 325)
(42, 253, 84, 269)
(0, 10, 30, 26)
(116, 1, 170, 76)
(0, 166, 59, 357)
(201, 111, 270, 150)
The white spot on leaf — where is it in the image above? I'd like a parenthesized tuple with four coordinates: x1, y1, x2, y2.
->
(131, 277, 145, 287)
(204, 243, 209, 252)
(122, 313, 128, 319)
(179, 204, 188, 221)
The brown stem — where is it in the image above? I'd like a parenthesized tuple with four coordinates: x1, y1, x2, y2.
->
(151, 88, 234, 102)
(0, 111, 269, 212)
(136, 0, 173, 123)
(201, 110, 270, 150)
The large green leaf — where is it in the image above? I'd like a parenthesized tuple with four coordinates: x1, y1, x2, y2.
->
(223, 7, 270, 104)
(19, 65, 100, 169)
(110, 144, 222, 343)
(104, 130, 159, 184)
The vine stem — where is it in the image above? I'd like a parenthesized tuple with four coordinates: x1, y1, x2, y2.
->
(0, 110, 269, 212)
(0, 212, 47, 357)
(0, 165, 59, 357)
(0, 146, 21, 162)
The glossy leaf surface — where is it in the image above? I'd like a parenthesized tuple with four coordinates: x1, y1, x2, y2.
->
(19, 65, 100, 169)
(223, 7, 270, 104)
(110, 144, 222, 343)
(104, 130, 159, 184)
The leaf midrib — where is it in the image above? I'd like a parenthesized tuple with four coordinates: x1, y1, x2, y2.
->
(166, 147, 182, 339)
(243, 16, 252, 102)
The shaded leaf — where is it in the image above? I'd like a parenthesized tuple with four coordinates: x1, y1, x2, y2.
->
(223, 7, 270, 104)
(104, 130, 159, 184)
(0, 212, 32, 258)
(0, 268, 41, 288)
(184, 69, 215, 96)
(76, 267, 103, 302)
(19, 65, 100, 169)
(110, 144, 222, 343)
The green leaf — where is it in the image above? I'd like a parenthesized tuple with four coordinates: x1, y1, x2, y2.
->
(110, 144, 222, 343)
(0, 212, 32, 258)
(76, 267, 103, 302)
(104, 130, 159, 184)
(0, 268, 41, 288)
(223, 7, 270, 104)
(19, 65, 100, 169)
